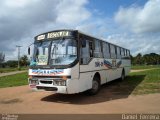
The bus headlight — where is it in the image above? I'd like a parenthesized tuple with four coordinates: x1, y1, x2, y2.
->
(54, 80, 66, 86)
(30, 79, 39, 85)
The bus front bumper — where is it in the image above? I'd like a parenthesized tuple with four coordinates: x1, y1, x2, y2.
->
(29, 84, 67, 93)
(28, 78, 68, 94)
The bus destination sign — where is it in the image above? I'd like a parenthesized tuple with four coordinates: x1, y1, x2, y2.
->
(36, 31, 71, 40)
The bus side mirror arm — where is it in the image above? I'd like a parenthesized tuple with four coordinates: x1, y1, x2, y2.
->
(28, 47, 30, 55)
(28, 42, 34, 55)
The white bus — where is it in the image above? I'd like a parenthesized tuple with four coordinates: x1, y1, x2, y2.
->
(28, 29, 131, 95)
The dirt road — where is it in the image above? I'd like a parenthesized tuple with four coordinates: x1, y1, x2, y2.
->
(130, 68, 159, 73)
(0, 85, 160, 114)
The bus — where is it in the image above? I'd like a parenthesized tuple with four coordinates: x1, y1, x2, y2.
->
(28, 29, 131, 95)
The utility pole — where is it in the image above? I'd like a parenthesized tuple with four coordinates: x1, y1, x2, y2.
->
(16, 45, 22, 69)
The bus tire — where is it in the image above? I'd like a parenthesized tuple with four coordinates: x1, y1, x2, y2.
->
(87, 76, 100, 95)
(120, 69, 125, 81)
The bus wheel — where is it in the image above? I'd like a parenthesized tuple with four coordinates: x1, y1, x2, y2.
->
(121, 69, 125, 81)
(88, 76, 100, 95)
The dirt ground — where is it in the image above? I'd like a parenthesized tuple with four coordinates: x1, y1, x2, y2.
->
(0, 84, 160, 114)
(130, 68, 159, 73)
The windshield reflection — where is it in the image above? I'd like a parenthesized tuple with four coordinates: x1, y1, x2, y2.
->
(30, 39, 77, 66)
(50, 39, 77, 65)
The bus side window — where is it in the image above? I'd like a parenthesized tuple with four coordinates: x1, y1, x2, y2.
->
(121, 48, 125, 58)
(126, 49, 128, 56)
(117, 47, 121, 59)
(89, 41, 93, 57)
(110, 44, 116, 59)
(80, 39, 90, 64)
(127, 50, 130, 59)
(124, 49, 126, 56)
(128, 50, 130, 56)
(94, 39, 102, 58)
(127, 50, 129, 56)
(102, 42, 110, 58)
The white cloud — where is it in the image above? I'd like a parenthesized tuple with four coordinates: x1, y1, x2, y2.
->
(112, 0, 160, 56)
(0, 0, 92, 60)
(76, 18, 109, 38)
(0, 0, 160, 61)
(55, 0, 90, 25)
(115, 0, 160, 33)
(4, 0, 31, 7)
(106, 33, 160, 56)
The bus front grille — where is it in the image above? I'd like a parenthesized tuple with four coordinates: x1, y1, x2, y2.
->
(36, 86, 57, 91)
(40, 80, 53, 84)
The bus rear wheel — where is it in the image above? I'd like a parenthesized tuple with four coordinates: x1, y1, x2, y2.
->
(87, 76, 100, 95)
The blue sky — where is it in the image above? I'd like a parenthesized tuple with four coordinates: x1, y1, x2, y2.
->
(87, 0, 147, 17)
(0, 0, 160, 60)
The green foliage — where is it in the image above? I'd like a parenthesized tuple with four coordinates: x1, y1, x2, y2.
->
(0, 55, 29, 68)
(0, 52, 5, 63)
(0, 72, 28, 88)
(20, 55, 29, 66)
(6, 60, 18, 68)
(0, 62, 6, 68)
(131, 53, 160, 65)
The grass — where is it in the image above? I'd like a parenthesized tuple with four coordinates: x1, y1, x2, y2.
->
(131, 65, 160, 70)
(0, 72, 28, 88)
(115, 68, 160, 95)
(0, 67, 28, 73)
(129, 68, 160, 95)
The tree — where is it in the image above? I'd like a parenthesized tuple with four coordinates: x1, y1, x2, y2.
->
(134, 53, 143, 65)
(131, 53, 160, 65)
(20, 55, 29, 66)
(0, 52, 5, 68)
(0, 52, 5, 63)
(143, 54, 150, 65)
(130, 54, 135, 65)
(149, 53, 159, 65)
(143, 53, 159, 65)
(6, 60, 18, 67)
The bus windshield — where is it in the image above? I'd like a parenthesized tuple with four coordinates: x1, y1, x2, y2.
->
(50, 39, 77, 65)
(31, 38, 77, 66)
(32, 41, 50, 66)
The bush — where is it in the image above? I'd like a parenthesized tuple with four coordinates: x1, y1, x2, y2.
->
(6, 60, 18, 68)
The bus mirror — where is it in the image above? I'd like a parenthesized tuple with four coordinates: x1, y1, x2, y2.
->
(28, 47, 30, 55)
(81, 39, 86, 48)
(36, 50, 39, 56)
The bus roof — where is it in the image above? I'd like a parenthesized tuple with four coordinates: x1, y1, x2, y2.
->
(78, 30, 130, 51)
(35, 29, 130, 51)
